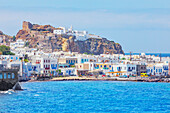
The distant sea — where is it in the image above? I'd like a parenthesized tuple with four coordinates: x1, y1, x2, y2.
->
(0, 81, 170, 112)
(125, 53, 170, 57)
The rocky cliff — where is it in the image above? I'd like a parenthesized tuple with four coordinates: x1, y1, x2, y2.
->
(15, 21, 124, 54)
(75, 38, 124, 54)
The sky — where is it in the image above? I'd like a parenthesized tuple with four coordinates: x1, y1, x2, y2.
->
(0, 0, 170, 53)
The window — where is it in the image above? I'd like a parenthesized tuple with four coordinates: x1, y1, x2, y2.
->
(8, 73, 11, 79)
(12, 73, 15, 79)
(0, 73, 2, 79)
(4, 73, 7, 79)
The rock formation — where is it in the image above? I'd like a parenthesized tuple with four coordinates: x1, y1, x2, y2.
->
(0, 31, 13, 44)
(22, 21, 33, 31)
(15, 21, 124, 54)
(75, 38, 124, 54)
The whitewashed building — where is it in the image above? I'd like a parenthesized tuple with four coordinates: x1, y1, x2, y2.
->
(53, 28, 65, 35)
(10, 39, 25, 50)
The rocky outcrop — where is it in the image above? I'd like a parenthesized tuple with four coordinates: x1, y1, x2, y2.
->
(23, 21, 33, 31)
(15, 21, 124, 54)
(75, 38, 124, 54)
(0, 81, 14, 91)
(13, 82, 22, 90)
(22, 21, 55, 32)
(0, 31, 13, 44)
(16, 30, 30, 39)
(0, 81, 22, 91)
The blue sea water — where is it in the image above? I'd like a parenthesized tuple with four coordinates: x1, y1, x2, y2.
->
(0, 81, 170, 113)
(125, 53, 170, 57)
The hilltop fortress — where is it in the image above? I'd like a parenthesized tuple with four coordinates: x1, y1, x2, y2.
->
(2, 21, 124, 54)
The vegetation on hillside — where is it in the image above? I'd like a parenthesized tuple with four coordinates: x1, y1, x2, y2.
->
(0, 45, 15, 55)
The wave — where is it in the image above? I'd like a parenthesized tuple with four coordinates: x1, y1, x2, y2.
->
(0, 89, 15, 95)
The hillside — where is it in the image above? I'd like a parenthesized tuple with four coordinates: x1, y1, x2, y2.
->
(15, 21, 124, 54)
(0, 31, 13, 45)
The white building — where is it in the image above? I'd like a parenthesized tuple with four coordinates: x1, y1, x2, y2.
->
(109, 63, 137, 77)
(147, 63, 169, 76)
(53, 28, 65, 35)
(74, 30, 88, 41)
(59, 68, 76, 76)
(31, 55, 58, 75)
(10, 39, 25, 50)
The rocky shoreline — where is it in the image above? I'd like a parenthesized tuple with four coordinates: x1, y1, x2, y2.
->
(0, 81, 22, 91)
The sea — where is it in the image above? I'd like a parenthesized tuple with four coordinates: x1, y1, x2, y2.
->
(125, 53, 170, 57)
(0, 81, 170, 113)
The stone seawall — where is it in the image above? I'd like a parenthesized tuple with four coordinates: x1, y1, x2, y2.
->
(0, 68, 21, 91)
(0, 81, 16, 91)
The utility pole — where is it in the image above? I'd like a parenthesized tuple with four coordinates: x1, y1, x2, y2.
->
(130, 51, 132, 61)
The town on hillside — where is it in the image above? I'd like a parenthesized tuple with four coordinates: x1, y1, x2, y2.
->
(0, 21, 123, 54)
(0, 21, 170, 82)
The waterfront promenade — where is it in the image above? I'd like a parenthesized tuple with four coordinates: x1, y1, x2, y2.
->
(29, 76, 170, 83)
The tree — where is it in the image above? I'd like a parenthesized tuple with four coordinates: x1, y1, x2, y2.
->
(13, 36, 16, 41)
(0, 45, 15, 55)
(56, 69, 61, 77)
(24, 59, 29, 63)
(121, 58, 126, 60)
(24, 54, 28, 60)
